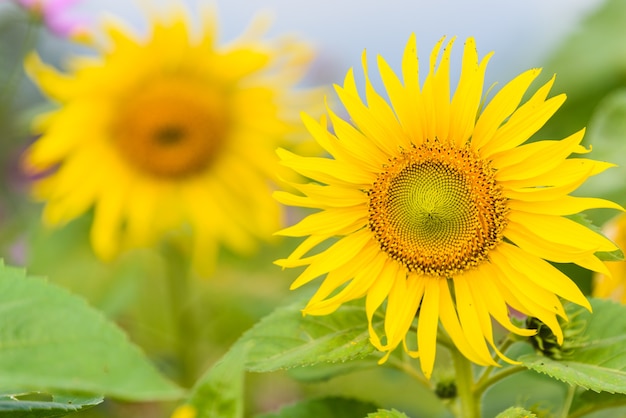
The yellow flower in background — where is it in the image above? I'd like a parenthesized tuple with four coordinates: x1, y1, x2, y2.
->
(170, 404, 196, 418)
(23, 4, 315, 274)
(276, 34, 621, 378)
(593, 214, 626, 303)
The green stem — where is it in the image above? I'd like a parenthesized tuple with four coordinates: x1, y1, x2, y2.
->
(163, 241, 198, 388)
(451, 347, 479, 418)
(560, 385, 576, 418)
(475, 337, 514, 386)
(474, 365, 525, 398)
(386, 354, 433, 390)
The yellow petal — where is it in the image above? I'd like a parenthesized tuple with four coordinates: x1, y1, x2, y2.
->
(507, 195, 623, 216)
(493, 130, 586, 182)
(421, 36, 448, 142)
(497, 243, 591, 310)
(366, 259, 401, 352)
(417, 278, 440, 378)
(437, 278, 486, 366)
(378, 54, 424, 144)
(450, 38, 492, 147)
(466, 264, 535, 336)
(480, 75, 565, 157)
(278, 206, 366, 238)
(290, 228, 372, 289)
(489, 246, 566, 318)
(305, 246, 386, 315)
(385, 272, 425, 350)
(453, 276, 499, 365)
(472, 68, 541, 150)
(508, 211, 617, 253)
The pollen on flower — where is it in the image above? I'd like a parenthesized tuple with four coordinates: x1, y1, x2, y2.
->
(367, 138, 508, 277)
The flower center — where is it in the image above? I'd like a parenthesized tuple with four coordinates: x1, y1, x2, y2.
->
(368, 139, 507, 277)
(111, 77, 229, 178)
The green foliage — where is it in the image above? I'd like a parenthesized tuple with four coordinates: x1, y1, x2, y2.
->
(240, 300, 384, 372)
(255, 397, 378, 418)
(365, 409, 410, 418)
(0, 261, 184, 401)
(569, 390, 626, 417)
(287, 360, 376, 383)
(0, 394, 102, 418)
(185, 343, 248, 418)
(184, 300, 385, 417)
(520, 298, 626, 394)
(494, 406, 537, 418)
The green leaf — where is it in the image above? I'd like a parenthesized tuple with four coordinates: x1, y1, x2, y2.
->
(256, 397, 379, 418)
(241, 300, 384, 373)
(0, 393, 102, 418)
(185, 343, 248, 418)
(519, 298, 626, 393)
(287, 360, 376, 383)
(0, 261, 184, 401)
(495, 406, 537, 418)
(570, 390, 626, 417)
(366, 409, 410, 418)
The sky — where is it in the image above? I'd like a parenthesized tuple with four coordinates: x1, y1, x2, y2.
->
(73, 0, 604, 87)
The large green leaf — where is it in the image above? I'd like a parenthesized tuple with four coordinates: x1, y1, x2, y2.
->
(185, 300, 384, 418)
(287, 360, 377, 383)
(0, 394, 102, 418)
(241, 300, 383, 372)
(256, 397, 378, 418)
(185, 343, 248, 418)
(0, 261, 184, 401)
(519, 298, 626, 393)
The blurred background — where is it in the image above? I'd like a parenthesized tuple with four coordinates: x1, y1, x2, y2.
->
(2, 0, 626, 417)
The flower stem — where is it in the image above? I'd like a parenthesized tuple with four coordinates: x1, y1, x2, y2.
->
(451, 348, 479, 418)
(387, 353, 433, 390)
(163, 241, 198, 388)
(474, 365, 525, 398)
(560, 384, 576, 418)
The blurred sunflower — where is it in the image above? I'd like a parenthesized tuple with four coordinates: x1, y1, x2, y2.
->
(593, 213, 626, 303)
(275, 35, 621, 378)
(23, 5, 315, 274)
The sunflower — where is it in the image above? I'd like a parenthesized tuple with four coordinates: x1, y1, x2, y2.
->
(593, 213, 626, 303)
(275, 35, 621, 378)
(23, 5, 314, 274)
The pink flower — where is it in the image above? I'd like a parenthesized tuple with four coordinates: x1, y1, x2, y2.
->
(15, 0, 89, 39)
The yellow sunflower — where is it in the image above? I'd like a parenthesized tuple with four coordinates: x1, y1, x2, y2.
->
(593, 213, 626, 303)
(275, 35, 621, 378)
(23, 5, 314, 274)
